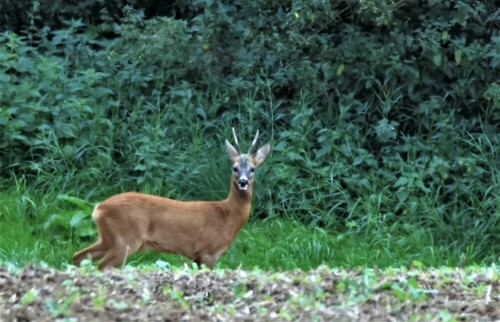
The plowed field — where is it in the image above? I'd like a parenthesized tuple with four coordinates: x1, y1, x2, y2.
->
(1, 265, 498, 321)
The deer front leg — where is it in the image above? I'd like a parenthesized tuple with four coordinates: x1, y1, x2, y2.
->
(194, 254, 219, 269)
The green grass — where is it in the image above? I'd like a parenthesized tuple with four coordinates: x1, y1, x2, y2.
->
(1, 181, 496, 270)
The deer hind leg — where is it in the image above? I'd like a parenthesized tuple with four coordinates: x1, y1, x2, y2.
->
(95, 215, 146, 269)
(97, 240, 142, 270)
(72, 210, 117, 267)
(73, 240, 108, 266)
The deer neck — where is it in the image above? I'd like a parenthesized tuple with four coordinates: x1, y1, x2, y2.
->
(225, 179, 253, 225)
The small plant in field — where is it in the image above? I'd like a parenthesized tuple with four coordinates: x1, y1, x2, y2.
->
(42, 278, 84, 317)
(20, 288, 40, 305)
(107, 299, 129, 310)
(473, 283, 489, 297)
(335, 270, 377, 305)
(45, 293, 79, 317)
(76, 259, 100, 275)
(92, 286, 106, 310)
(162, 285, 189, 310)
(232, 283, 249, 299)
(438, 310, 458, 322)
(390, 276, 428, 302)
(277, 308, 295, 321)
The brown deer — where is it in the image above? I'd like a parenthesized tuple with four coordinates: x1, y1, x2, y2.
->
(72, 128, 270, 269)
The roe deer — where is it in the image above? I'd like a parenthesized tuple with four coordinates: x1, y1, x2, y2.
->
(72, 128, 270, 269)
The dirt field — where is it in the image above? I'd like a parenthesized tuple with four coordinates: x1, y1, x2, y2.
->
(1, 264, 498, 321)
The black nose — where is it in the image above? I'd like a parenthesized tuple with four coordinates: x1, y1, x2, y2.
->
(238, 179, 249, 186)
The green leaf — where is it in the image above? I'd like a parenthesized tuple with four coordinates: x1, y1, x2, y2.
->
(70, 211, 88, 228)
(455, 50, 462, 65)
(63, 145, 75, 158)
(195, 107, 207, 120)
(57, 194, 91, 210)
(315, 146, 331, 159)
(287, 151, 304, 161)
(412, 260, 423, 268)
(407, 276, 419, 289)
(134, 164, 147, 171)
(416, 180, 430, 193)
(438, 310, 456, 322)
(392, 286, 408, 300)
(337, 63, 345, 76)
(273, 141, 288, 152)
(92, 86, 114, 98)
(397, 190, 409, 203)
(339, 144, 351, 157)
(394, 177, 409, 187)
(43, 214, 66, 230)
(432, 52, 442, 66)
(77, 227, 96, 238)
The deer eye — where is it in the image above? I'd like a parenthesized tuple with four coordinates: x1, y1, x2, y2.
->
(250, 167, 255, 173)
(233, 167, 239, 172)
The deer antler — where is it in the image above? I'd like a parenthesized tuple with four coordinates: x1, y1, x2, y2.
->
(231, 127, 241, 154)
(248, 130, 259, 154)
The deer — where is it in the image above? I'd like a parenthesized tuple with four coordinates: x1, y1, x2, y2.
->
(72, 128, 270, 270)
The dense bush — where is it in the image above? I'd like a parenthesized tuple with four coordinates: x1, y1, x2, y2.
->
(1, 0, 498, 262)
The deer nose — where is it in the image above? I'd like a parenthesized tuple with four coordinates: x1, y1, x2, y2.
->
(238, 178, 249, 187)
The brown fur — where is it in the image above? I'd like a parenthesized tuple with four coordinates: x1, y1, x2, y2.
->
(73, 133, 270, 270)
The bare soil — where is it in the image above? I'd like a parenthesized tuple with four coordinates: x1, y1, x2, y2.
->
(0, 265, 498, 321)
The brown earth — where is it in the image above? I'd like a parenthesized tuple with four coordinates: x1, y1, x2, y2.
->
(0, 265, 498, 321)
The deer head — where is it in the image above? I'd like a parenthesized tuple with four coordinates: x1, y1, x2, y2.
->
(225, 128, 270, 191)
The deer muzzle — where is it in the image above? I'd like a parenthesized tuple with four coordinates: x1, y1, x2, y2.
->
(237, 177, 249, 190)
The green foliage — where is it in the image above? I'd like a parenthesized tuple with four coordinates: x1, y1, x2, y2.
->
(43, 194, 94, 239)
(0, 0, 498, 267)
(0, 0, 128, 33)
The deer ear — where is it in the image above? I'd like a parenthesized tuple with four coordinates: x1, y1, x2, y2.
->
(254, 143, 270, 166)
(225, 140, 239, 161)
